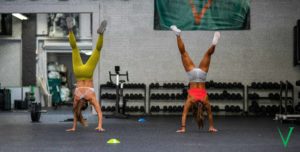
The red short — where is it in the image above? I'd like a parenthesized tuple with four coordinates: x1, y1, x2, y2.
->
(188, 88, 207, 102)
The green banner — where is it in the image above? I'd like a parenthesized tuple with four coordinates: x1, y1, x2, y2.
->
(154, 0, 250, 30)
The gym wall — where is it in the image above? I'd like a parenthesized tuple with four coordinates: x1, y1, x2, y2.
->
(98, 0, 300, 86)
(0, 0, 299, 88)
(0, 17, 22, 87)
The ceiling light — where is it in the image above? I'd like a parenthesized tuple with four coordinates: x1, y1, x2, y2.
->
(12, 13, 28, 20)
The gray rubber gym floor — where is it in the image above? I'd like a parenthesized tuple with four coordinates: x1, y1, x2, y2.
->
(0, 110, 299, 152)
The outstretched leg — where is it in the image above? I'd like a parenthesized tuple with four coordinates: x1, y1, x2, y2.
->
(199, 32, 220, 72)
(85, 20, 107, 68)
(170, 25, 195, 72)
(177, 96, 194, 133)
(67, 17, 83, 67)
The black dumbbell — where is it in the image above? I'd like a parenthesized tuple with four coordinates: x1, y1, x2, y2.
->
(155, 106, 160, 112)
(237, 82, 243, 89)
(101, 106, 106, 112)
(168, 106, 173, 112)
(163, 106, 168, 112)
(260, 105, 266, 115)
(211, 106, 216, 112)
(225, 105, 230, 112)
(176, 106, 182, 112)
(206, 81, 211, 88)
(269, 93, 275, 100)
(234, 106, 241, 113)
(150, 83, 155, 88)
(266, 105, 272, 115)
(262, 82, 268, 89)
(214, 106, 220, 112)
(171, 93, 176, 100)
(106, 106, 112, 112)
(150, 106, 155, 112)
(229, 105, 235, 112)
(134, 106, 139, 112)
(172, 106, 178, 112)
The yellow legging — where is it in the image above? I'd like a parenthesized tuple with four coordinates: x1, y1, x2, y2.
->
(68, 31, 103, 80)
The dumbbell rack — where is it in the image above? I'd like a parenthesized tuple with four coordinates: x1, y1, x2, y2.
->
(99, 83, 147, 115)
(206, 81, 245, 115)
(246, 82, 282, 116)
(149, 83, 187, 115)
(275, 81, 300, 122)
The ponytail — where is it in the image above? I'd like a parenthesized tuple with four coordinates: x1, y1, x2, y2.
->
(193, 102, 205, 128)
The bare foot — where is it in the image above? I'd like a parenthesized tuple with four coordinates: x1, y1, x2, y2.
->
(209, 127, 218, 132)
(95, 127, 105, 132)
(66, 128, 76, 132)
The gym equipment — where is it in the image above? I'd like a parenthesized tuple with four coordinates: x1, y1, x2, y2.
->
(106, 66, 129, 119)
(214, 105, 220, 112)
(234, 106, 241, 113)
(0, 88, 11, 111)
(275, 81, 300, 122)
(139, 106, 145, 112)
(162, 106, 168, 112)
(225, 105, 230, 112)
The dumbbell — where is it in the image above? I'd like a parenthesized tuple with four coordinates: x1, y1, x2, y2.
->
(140, 106, 145, 112)
(106, 106, 112, 112)
(167, 106, 173, 112)
(214, 106, 220, 112)
(269, 93, 275, 100)
(237, 93, 243, 100)
(182, 89, 188, 98)
(234, 106, 241, 113)
(268, 82, 274, 89)
(229, 105, 235, 112)
(225, 105, 230, 112)
(176, 106, 182, 112)
(260, 105, 266, 115)
(211, 106, 215, 112)
(206, 81, 211, 88)
(156, 106, 161, 112)
(266, 105, 272, 115)
(213, 93, 219, 100)
(262, 82, 268, 89)
(133, 106, 138, 112)
(163, 106, 168, 112)
(101, 106, 106, 112)
(251, 82, 257, 88)
(170, 93, 176, 100)
(222, 90, 229, 97)
(172, 106, 178, 112)
(237, 82, 243, 89)
(249, 101, 260, 113)
(150, 83, 155, 88)
(150, 106, 155, 112)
